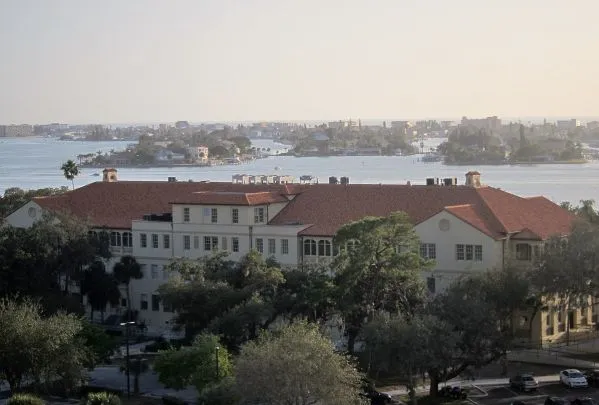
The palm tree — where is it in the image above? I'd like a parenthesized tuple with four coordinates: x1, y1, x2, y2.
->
(61, 159, 79, 190)
(82, 261, 121, 322)
(113, 256, 143, 322)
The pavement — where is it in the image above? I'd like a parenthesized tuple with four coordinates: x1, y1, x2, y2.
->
(475, 382, 599, 405)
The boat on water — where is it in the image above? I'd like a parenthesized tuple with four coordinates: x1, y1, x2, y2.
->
(420, 153, 442, 163)
(91, 173, 100, 177)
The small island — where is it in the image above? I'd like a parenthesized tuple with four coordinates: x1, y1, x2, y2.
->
(438, 118, 588, 165)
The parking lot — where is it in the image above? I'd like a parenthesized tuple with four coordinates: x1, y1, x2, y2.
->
(476, 383, 599, 405)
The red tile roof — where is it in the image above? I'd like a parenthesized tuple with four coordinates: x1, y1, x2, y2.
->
(33, 181, 305, 229)
(30, 180, 575, 240)
(269, 184, 575, 239)
(170, 191, 290, 206)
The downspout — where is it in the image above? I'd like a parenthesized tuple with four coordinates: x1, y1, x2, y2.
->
(249, 226, 253, 250)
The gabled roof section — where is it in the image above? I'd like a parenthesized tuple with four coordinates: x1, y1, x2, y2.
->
(171, 191, 290, 206)
(269, 184, 575, 239)
(32, 181, 306, 229)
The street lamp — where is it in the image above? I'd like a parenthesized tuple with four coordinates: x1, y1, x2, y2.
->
(120, 321, 136, 398)
(215, 345, 220, 379)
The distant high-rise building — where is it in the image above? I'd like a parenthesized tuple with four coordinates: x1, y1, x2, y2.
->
(460, 116, 501, 132)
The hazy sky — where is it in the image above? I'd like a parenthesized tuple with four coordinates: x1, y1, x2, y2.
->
(1, 0, 598, 124)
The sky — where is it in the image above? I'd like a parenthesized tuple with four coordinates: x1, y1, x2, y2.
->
(1, 0, 598, 124)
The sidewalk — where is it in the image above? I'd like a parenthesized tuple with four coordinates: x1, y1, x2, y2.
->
(507, 349, 599, 369)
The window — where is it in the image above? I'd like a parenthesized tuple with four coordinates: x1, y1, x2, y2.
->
(465, 245, 473, 260)
(162, 267, 169, 280)
(194, 235, 200, 249)
(256, 238, 264, 253)
(268, 239, 276, 255)
(304, 239, 317, 256)
(232, 237, 239, 252)
(427, 277, 436, 294)
(151, 264, 159, 279)
(183, 235, 191, 250)
(232, 208, 239, 224)
(163, 234, 170, 249)
(516, 243, 532, 261)
(204, 236, 218, 251)
(474, 245, 483, 261)
(140, 264, 147, 278)
(151, 294, 160, 311)
(211, 208, 218, 223)
(254, 207, 265, 223)
(419, 243, 436, 259)
(183, 207, 190, 222)
(456, 244, 482, 261)
(281, 239, 289, 255)
(152, 234, 159, 249)
(163, 300, 172, 312)
(318, 240, 332, 256)
(122, 232, 132, 247)
(222, 237, 228, 251)
(140, 294, 148, 310)
(110, 231, 121, 247)
(140, 233, 147, 248)
(203, 207, 211, 217)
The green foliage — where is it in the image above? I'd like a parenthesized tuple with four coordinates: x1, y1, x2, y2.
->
(160, 251, 289, 348)
(84, 392, 121, 405)
(0, 298, 87, 392)
(7, 393, 45, 405)
(154, 333, 232, 393)
(78, 321, 119, 368)
(332, 211, 429, 353)
(82, 261, 121, 321)
(438, 127, 506, 164)
(0, 186, 68, 219)
(113, 255, 143, 320)
(235, 321, 365, 405)
(197, 377, 239, 405)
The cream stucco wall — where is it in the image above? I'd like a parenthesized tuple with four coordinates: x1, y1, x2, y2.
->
(4, 201, 45, 228)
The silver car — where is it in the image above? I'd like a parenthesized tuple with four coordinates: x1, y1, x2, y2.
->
(509, 373, 539, 392)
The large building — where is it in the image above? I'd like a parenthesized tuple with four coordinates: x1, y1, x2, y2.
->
(5, 170, 582, 344)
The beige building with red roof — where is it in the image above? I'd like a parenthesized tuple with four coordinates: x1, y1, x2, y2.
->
(5, 170, 585, 343)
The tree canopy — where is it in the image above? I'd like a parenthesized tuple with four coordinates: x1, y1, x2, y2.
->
(235, 321, 365, 405)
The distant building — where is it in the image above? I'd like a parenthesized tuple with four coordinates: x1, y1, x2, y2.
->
(155, 150, 186, 162)
(587, 121, 599, 131)
(1, 124, 33, 137)
(175, 121, 190, 130)
(187, 146, 209, 162)
(460, 116, 501, 132)
(557, 119, 581, 131)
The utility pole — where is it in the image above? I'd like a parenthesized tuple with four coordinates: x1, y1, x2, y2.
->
(120, 321, 136, 398)
(215, 346, 220, 379)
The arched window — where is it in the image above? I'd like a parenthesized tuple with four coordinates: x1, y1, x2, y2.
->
(110, 231, 121, 247)
(318, 240, 332, 256)
(303, 239, 317, 256)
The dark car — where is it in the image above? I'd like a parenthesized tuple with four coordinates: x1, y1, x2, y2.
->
(572, 398, 597, 405)
(510, 373, 539, 392)
(546, 397, 568, 405)
(361, 380, 393, 405)
(584, 370, 599, 386)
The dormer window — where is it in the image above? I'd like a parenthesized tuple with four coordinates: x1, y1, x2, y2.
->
(254, 207, 265, 223)
(516, 243, 532, 261)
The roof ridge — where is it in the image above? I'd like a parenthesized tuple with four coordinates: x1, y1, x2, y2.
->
(474, 187, 510, 234)
(445, 203, 474, 209)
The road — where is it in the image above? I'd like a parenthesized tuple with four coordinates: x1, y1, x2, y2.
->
(476, 382, 599, 405)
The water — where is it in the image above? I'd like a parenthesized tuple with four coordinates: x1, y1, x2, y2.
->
(0, 137, 598, 206)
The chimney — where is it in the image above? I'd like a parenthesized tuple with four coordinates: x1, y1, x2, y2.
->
(168, 177, 177, 183)
(465, 171, 482, 187)
(102, 168, 118, 182)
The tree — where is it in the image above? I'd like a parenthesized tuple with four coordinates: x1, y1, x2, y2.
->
(82, 261, 121, 322)
(0, 186, 68, 220)
(235, 321, 364, 405)
(332, 212, 429, 353)
(154, 333, 232, 394)
(159, 251, 285, 348)
(113, 255, 143, 322)
(78, 321, 119, 368)
(61, 159, 80, 190)
(0, 298, 87, 392)
(423, 270, 529, 396)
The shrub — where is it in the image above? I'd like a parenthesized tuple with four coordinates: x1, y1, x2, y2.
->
(7, 393, 45, 405)
(198, 377, 239, 405)
(83, 392, 121, 405)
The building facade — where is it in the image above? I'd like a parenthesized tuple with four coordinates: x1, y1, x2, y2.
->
(5, 170, 582, 344)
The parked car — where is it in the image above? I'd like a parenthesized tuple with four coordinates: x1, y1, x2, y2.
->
(560, 369, 589, 388)
(571, 398, 597, 405)
(545, 397, 569, 405)
(583, 369, 599, 386)
(361, 379, 393, 405)
(509, 373, 539, 392)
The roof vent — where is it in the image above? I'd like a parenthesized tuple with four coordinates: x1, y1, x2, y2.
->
(340, 176, 350, 185)
(443, 177, 457, 186)
(426, 178, 435, 186)
(329, 176, 339, 184)
(168, 177, 177, 183)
